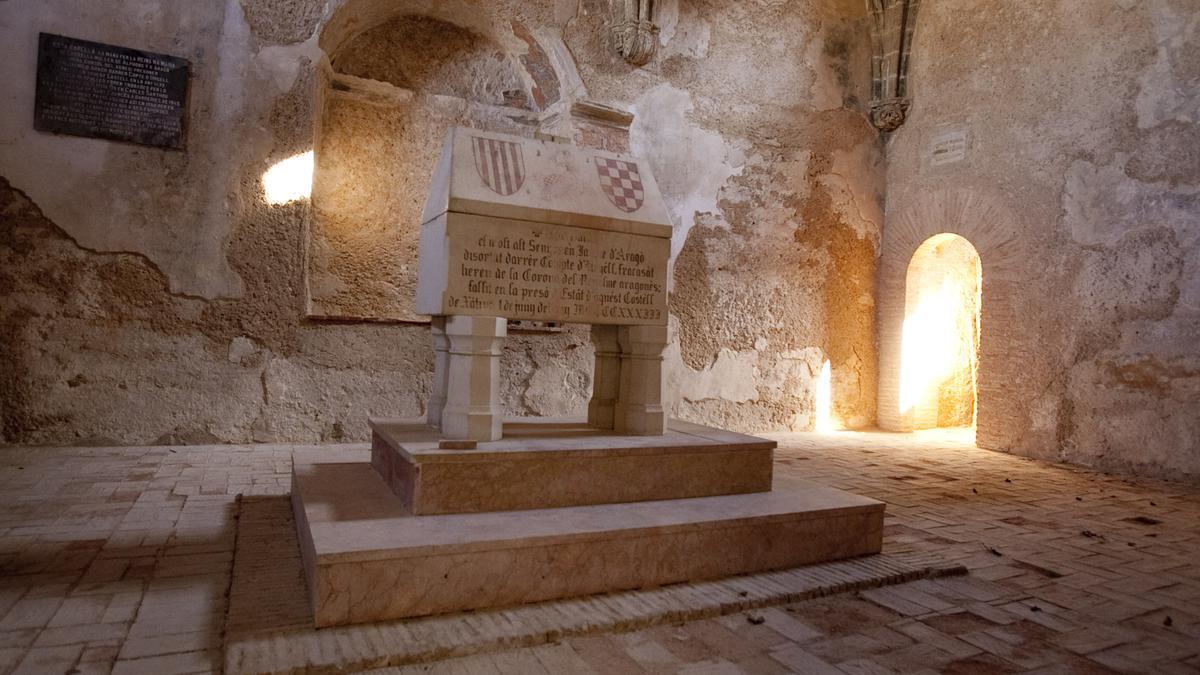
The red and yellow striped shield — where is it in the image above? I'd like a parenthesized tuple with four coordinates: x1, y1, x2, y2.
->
(471, 136, 525, 196)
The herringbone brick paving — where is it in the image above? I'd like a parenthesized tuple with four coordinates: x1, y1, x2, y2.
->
(1, 430, 1198, 674)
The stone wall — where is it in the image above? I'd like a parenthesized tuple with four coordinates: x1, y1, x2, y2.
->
(0, 0, 882, 445)
(9, 1, 1190, 481)
(881, 0, 1200, 478)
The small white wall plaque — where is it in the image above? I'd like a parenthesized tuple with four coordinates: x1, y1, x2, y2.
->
(929, 128, 970, 167)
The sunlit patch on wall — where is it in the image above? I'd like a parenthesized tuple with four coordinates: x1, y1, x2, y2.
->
(263, 151, 314, 205)
(815, 359, 836, 432)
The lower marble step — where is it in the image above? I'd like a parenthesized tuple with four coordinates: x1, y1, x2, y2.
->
(292, 449, 885, 628)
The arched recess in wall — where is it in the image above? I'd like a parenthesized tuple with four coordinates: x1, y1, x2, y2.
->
(305, 0, 567, 322)
(877, 190, 1022, 449)
(898, 233, 981, 431)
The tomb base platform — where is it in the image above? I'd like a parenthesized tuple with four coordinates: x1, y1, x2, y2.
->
(369, 417, 775, 514)
(292, 446, 884, 628)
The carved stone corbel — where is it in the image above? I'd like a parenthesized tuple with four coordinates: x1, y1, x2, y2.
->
(608, 0, 659, 66)
(871, 98, 911, 132)
(868, 0, 921, 132)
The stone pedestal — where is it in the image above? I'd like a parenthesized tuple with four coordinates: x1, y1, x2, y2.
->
(430, 316, 667, 441)
(441, 315, 506, 442)
(614, 325, 668, 435)
(587, 325, 621, 430)
(426, 317, 449, 428)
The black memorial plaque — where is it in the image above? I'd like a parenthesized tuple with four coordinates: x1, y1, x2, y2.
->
(34, 33, 190, 150)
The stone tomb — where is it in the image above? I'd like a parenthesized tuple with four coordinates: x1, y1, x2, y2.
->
(291, 129, 885, 627)
(416, 128, 675, 442)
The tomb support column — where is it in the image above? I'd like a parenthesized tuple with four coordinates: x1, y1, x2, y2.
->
(614, 324, 668, 436)
(427, 317, 450, 428)
(587, 325, 621, 429)
(441, 316, 507, 441)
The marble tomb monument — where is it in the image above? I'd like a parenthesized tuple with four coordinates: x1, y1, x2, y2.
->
(290, 129, 885, 627)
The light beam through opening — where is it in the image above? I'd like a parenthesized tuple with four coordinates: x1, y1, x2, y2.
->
(263, 151, 314, 205)
(898, 233, 982, 429)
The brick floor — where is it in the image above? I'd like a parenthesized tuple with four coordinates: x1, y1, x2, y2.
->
(1, 430, 1198, 674)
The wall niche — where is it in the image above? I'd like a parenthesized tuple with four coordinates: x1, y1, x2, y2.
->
(306, 12, 559, 322)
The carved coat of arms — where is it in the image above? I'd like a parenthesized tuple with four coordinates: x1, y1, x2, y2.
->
(472, 136, 525, 196)
(594, 157, 645, 213)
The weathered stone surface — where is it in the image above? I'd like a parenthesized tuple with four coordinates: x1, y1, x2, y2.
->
(307, 12, 554, 322)
(239, 0, 325, 45)
(0, 0, 884, 448)
(0, 0, 290, 299)
(1, 0, 1196, 480)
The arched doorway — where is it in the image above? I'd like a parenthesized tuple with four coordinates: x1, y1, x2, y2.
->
(877, 190, 1022, 447)
(898, 233, 981, 432)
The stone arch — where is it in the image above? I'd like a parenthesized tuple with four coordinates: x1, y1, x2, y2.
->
(877, 189, 1024, 449)
(303, 0, 569, 323)
(317, 0, 564, 111)
(318, 0, 525, 60)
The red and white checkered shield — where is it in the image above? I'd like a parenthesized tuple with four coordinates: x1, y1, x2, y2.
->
(472, 136, 525, 196)
(594, 157, 645, 213)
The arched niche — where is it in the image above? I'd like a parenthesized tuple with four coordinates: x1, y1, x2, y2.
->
(877, 189, 1023, 449)
(305, 1, 566, 322)
(898, 233, 981, 431)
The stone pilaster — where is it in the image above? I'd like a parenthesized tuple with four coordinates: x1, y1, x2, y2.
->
(587, 325, 622, 430)
(427, 316, 449, 428)
(441, 316, 507, 441)
(614, 324, 668, 436)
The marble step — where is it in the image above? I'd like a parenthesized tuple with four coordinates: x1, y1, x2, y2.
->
(369, 417, 775, 515)
(292, 449, 884, 627)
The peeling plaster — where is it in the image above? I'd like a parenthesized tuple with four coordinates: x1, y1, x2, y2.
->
(1135, 0, 1200, 128)
(824, 146, 883, 241)
(657, 1, 709, 60)
(666, 344, 759, 405)
(630, 85, 745, 281)
(1064, 154, 1200, 249)
(806, 29, 845, 112)
(257, 37, 324, 94)
(552, 0, 578, 28)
